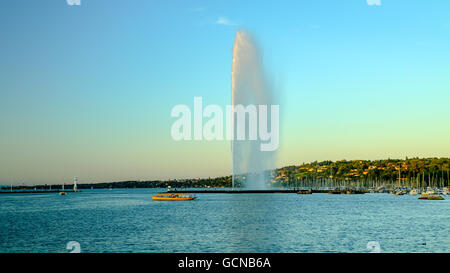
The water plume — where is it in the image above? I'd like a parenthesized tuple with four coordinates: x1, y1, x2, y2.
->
(231, 30, 276, 189)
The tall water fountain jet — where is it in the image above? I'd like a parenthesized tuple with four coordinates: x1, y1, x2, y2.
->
(231, 30, 276, 189)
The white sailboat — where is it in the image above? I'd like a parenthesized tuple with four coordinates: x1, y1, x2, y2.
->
(423, 187, 436, 195)
(73, 176, 78, 192)
(59, 183, 67, 195)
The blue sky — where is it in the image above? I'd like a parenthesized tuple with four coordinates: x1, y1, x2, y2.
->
(0, 0, 449, 184)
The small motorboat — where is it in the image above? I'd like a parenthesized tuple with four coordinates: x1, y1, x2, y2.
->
(152, 193, 197, 201)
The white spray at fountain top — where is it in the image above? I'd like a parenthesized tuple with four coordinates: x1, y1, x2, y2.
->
(231, 30, 276, 189)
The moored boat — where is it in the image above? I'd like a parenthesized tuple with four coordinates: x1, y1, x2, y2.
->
(328, 189, 345, 194)
(297, 190, 312, 194)
(395, 190, 406, 196)
(152, 193, 197, 201)
(422, 188, 436, 196)
(418, 195, 444, 200)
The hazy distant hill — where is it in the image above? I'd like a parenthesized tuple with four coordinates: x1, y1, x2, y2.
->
(9, 157, 449, 190)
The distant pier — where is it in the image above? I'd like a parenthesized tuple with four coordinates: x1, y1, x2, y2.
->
(0, 190, 80, 194)
(166, 189, 331, 194)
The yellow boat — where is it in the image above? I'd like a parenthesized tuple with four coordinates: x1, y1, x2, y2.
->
(418, 195, 444, 200)
(152, 193, 197, 201)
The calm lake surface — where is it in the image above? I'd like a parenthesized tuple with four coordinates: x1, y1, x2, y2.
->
(0, 188, 449, 253)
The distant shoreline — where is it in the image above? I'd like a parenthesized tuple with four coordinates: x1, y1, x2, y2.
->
(2, 157, 448, 190)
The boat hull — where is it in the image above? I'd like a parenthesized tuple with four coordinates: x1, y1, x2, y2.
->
(418, 195, 444, 200)
(152, 196, 197, 201)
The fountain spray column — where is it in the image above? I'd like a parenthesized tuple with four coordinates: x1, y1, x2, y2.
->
(231, 30, 276, 189)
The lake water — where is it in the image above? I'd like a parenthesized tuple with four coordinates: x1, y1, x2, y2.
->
(0, 188, 449, 253)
